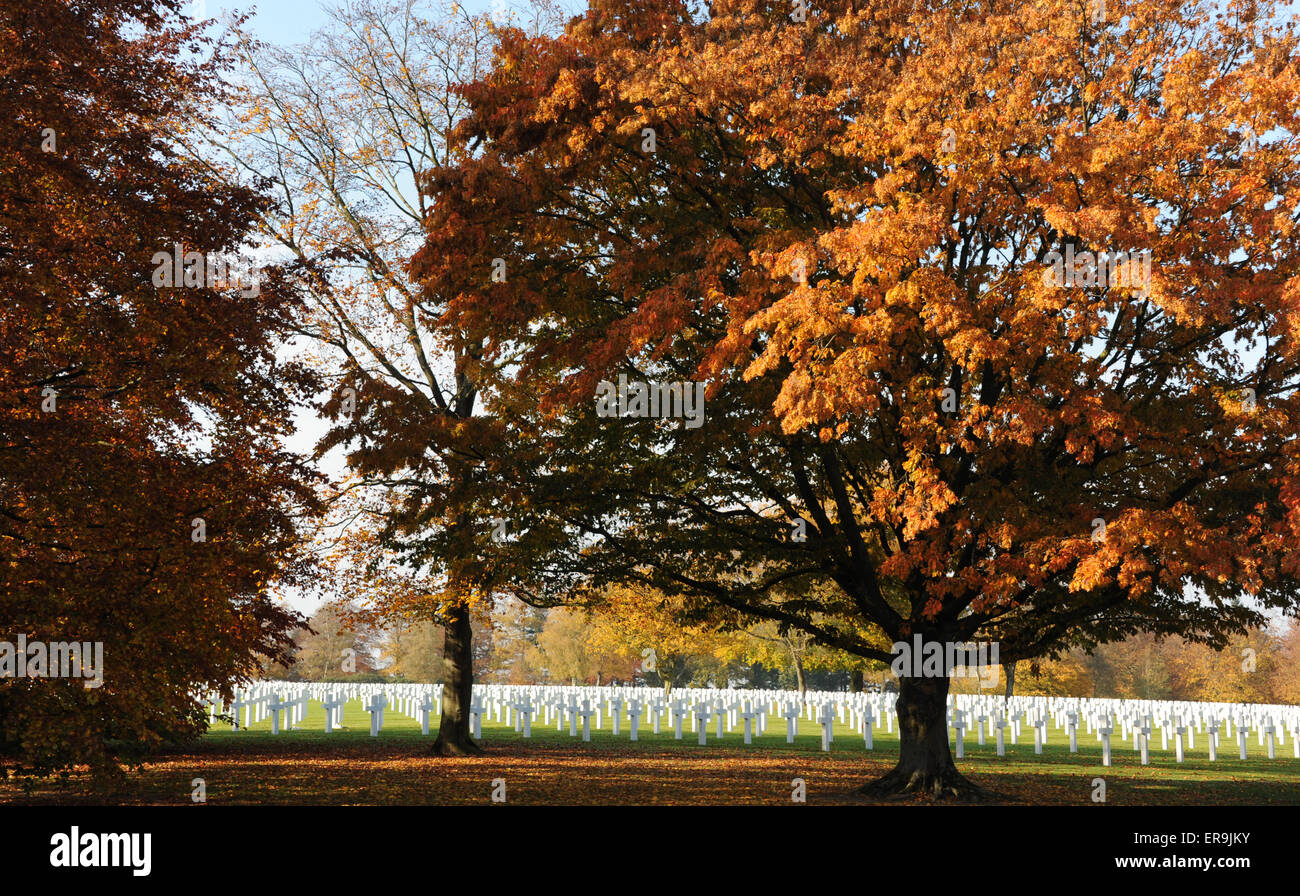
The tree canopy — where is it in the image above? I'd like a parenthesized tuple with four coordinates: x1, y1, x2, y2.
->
(413, 0, 1300, 795)
(0, 0, 318, 775)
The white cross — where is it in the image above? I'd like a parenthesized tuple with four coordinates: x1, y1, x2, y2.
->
(628, 699, 642, 741)
(267, 694, 288, 735)
(783, 704, 801, 744)
(610, 696, 623, 737)
(366, 694, 387, 737)
(323, 694, 343, 733)
(695, 705, 711, 745)
(418, 695, 437, 736)
(739, 704, 757, 745)
(517, 697, 534, 738)
(819, 704, 835, 752)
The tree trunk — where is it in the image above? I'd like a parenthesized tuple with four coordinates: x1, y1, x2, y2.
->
(1004, 660, 1017, 699)
(859, 673, 985, 800)
(660, 657, 681, 698)
(850, 669, 864, 693)
(793, 656, 806, 698)
(432, 602, 481, 756)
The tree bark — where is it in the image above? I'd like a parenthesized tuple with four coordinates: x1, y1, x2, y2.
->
(793, 655, 806, 699)
(432, 602, 481, 756)
(858, 673, 986, 800)
(1004, 660, 1017, 699)
(850, 669, 864, 693)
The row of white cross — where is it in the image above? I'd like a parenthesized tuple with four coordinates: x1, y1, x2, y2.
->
(949, 693, 1300, 765)
(213, 682, 444, 736)
(206, 682, 1300, 764)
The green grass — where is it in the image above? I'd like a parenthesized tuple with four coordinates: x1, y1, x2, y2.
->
(5, 698, 1295, 805)
(200, 697, 1300, 803)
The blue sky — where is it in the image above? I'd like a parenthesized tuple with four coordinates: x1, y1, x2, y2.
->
(193, 0, 547, 45)
(210, 0, 1299, 46)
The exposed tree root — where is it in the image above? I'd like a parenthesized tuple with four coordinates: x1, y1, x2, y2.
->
(857, 763, 994, 802)
(430, 736, 483, 757)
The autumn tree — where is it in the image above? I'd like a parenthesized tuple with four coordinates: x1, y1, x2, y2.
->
(534, 607, 628, 683)
(1008, 627, 1293, 700)
(733, 621, 868, 697)
(1273, 618, 1300, 704)
(727, 577, 891, 694)
(214, 0, 561, 755)
(416, 0, 1300, 797)
(283, 601, 384, 680)
(382, 620, 446, 681)
(584, 583, 741, 691)
(1011, 649, 1095, 697)
(483, 595, 548, 683)
(0, 0, 318, 775)
(1159, 628, 1280, 702)
(1086, 631, 1177, 699)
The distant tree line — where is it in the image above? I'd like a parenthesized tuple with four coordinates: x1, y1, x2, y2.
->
(270, 597, 1300, 707)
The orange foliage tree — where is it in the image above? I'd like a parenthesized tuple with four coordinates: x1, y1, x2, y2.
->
(583, 583, 741, 692)
(416, 0, 1300, 796)
(0, 0, 319, 775)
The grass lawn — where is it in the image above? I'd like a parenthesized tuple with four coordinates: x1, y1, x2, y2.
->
(4, 698, 1298, 805)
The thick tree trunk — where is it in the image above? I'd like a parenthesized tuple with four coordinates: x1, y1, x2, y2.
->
(850, 669, 864, 693)
(432, 602, 481, 756)
(793, 657, 806, 698)
(1004, 660, 1017, 699)
(859, 673, 986, 800)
